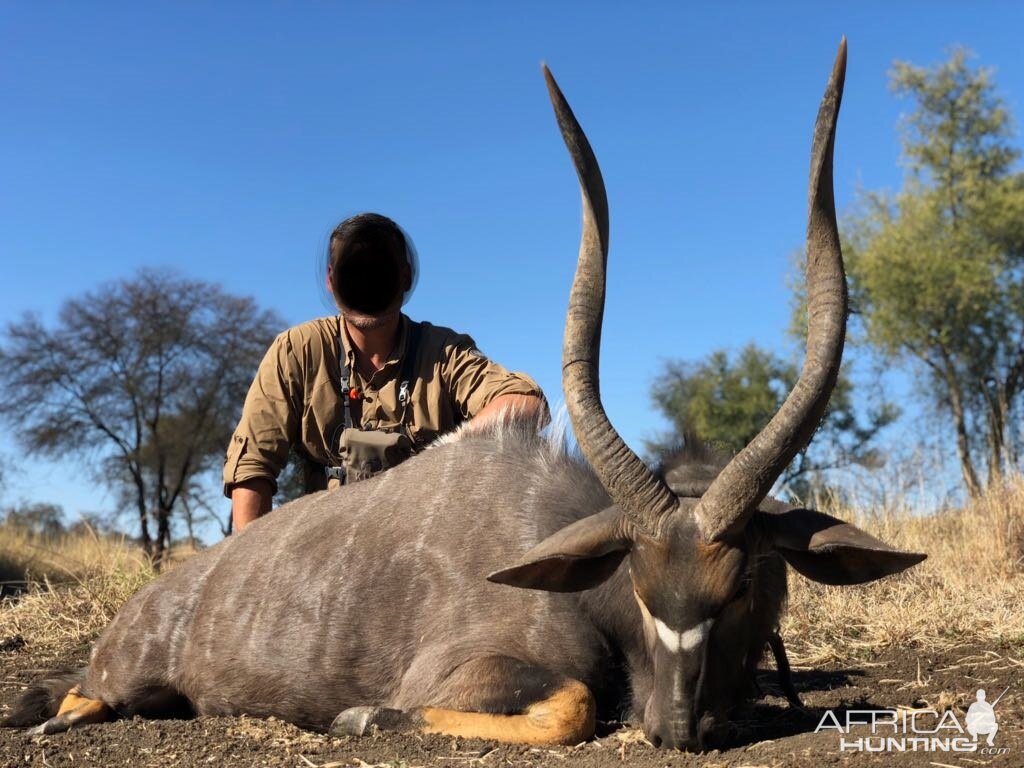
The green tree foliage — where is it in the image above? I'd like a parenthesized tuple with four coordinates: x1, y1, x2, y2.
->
(0, 270, 284, 562)
(647, 344, 898, 500)
(844, 49, 1024, 494)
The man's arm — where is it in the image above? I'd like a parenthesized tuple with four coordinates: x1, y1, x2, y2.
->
(471, 393, 547, 427)
(224, 329, 300, 530)
(442, 334, 549, 429)
(231, 478, 274, 532)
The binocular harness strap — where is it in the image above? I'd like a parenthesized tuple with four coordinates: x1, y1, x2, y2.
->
(327, 318, 423, 483)
(396, 320, 423, 432)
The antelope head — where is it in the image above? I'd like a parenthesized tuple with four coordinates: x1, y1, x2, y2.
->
(491, 39, 926, 751)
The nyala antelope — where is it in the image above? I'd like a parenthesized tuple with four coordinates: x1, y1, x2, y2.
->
(3, 39, 925, 751)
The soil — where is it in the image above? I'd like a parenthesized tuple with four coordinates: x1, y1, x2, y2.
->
(1, 638, 1021, 768)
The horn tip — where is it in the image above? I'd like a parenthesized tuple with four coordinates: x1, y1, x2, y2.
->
(834, 37, 848, 79)
(542, 64, 561, 100)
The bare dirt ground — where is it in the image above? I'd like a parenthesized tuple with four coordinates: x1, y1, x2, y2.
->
(2, 638, 1021, 768)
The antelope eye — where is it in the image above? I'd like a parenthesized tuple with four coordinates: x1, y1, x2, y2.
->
(732, 573, 752, 601)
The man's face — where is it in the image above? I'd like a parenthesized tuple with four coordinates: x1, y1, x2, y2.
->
(328, 239, 413, 329)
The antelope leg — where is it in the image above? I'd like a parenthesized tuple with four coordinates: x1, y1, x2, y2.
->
(332, 656, 596, 746)
(767, 632, 803, 708)
(26, 686, 112, 735)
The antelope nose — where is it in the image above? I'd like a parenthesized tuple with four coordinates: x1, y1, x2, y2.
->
(646, 724, 700, 752)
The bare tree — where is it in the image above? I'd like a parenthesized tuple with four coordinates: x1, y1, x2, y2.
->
(0, 269, 283, 563)
(1, 501, 65, 536)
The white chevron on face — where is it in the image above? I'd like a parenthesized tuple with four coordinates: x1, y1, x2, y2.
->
(653, 616, 713, 653)
(635, 591, 713, 654)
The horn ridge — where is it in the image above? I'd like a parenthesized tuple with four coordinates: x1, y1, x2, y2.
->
(693, 38, 849, 542)
(545, 65, 680, 537)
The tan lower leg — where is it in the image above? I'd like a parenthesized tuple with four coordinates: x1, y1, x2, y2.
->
(418, 680, 596, 746)
(31, 686, 112, 734)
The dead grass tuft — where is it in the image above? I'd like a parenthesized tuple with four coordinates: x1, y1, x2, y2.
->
(0, 524, 159, 584)
(0, 526, 155, 661)
(784, 473, 1024, 665)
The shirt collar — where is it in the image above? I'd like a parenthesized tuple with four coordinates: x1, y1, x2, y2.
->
(339, 313, 409, 376)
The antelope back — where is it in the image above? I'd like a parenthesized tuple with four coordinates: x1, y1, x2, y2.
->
(84, 426, 619, 730)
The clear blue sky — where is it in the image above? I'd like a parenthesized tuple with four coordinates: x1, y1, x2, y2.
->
(3, 3, 1023, 532)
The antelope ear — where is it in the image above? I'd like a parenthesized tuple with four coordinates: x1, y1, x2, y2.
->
(757, 506, 927, 586)
(488, 507, 631, 592)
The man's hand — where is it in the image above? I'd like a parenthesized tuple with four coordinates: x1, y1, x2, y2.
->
(231, 478, 274, 532)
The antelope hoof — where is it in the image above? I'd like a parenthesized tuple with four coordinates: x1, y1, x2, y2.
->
(26, 716, 71, 736)
(331, 706, 419, 737)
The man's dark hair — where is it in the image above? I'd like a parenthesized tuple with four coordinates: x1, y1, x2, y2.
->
(328, 213, 413, 315)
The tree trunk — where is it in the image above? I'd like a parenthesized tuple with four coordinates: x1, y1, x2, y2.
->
(981, 376, 1014, 489)
(946, 377, 983, 497)
(134, 482, 153, 557)
(184, 502, 197, 549)
(985, 405, 1005, 489)
(154, 507, 171, 569)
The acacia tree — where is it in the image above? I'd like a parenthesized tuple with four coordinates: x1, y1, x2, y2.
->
(0, 270, 283, 562)
(845, 49, 1024, 494)
(1, 501, 65, 536)
(647, 344, 898, 500)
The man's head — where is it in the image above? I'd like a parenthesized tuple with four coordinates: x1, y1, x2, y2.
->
(327, 213, 417, 330)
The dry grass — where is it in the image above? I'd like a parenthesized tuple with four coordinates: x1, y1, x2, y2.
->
(0, 526, 155, 662)
(783, 473, 1024, 665)
(2, 476, 1023, 669)
(0, 524, 149, 585)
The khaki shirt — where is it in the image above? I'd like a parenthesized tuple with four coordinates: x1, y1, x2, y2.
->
(223, 314, 544, 495)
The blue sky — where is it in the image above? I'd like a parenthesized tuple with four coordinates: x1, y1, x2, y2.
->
(3, 3, 1023, 533)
